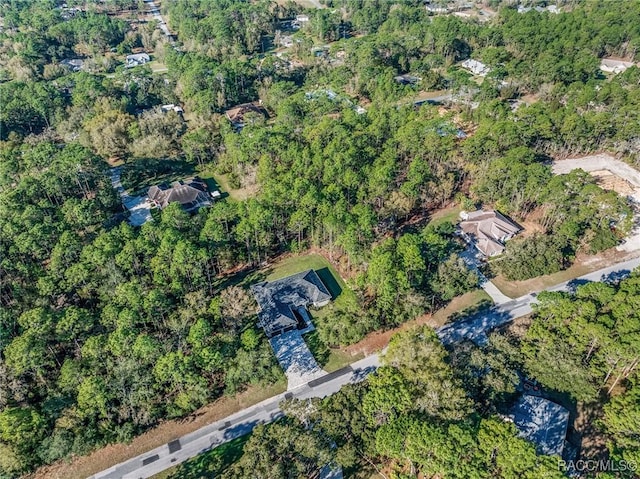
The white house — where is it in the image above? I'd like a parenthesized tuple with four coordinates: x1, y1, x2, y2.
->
(125, 53, 150, 68)
(161, 104, 184, 114)
(600, 58, 635, 74)
(461, 59, 491, 77)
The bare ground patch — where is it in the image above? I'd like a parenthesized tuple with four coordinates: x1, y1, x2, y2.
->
(591, 169, 636, 196)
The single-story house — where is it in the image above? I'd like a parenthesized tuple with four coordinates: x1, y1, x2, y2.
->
(148, 178, 215, 212)
(600, 58, 635, 74)
(125, 53, 150, 68)
(459, 210, 521, 257)
(161, 104, 184, 115)
(251, 270, 332, 338)
(426, 3, 449, 13)
(224, 103, 268, 129)
(517, 5, 560, 14)
(394, 73, 421, 85)
(60, 58, 84, 72)
(461, 58, 491, 77)
(510, 395, 570, 456)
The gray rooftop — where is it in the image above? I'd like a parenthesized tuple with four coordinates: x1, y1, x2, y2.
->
(511, 395, 569, 456)
(148, 178, 211, 211)
(251, 270, 331, 337)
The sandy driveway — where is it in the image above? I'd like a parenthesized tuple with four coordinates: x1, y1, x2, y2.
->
(552, 153, 640, 252)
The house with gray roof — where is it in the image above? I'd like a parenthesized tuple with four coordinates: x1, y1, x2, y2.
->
(459, 210, 521, 257)
(148, 178, 215, 212)
(511, 395, 570, 456)
(251, 270, 332, 338)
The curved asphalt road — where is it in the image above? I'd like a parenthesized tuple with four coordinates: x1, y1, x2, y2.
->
(90, 256, 640, 479)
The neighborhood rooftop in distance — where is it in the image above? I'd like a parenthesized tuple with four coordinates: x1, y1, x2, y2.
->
(251, 270, 332, 338)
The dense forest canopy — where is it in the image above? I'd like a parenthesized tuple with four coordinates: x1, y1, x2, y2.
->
(1, 0, 640, 477)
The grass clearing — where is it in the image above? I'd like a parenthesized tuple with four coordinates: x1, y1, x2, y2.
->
(431, 289, 493, 327)
(427, 203, 462, 228)
(205, 172, 258, 201)
(148, 60, 168, 73)
(303, 330, 365, 372)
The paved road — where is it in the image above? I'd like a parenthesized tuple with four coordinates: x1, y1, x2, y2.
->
(438, 256, 640, 345)
(90, 256, 640, 479)
(143, 0, 173, 42)
(90, 354, 379, 479)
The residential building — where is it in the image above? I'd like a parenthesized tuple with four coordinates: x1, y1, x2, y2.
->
(161, 104, 184, 115)
(517, 4, 560, 14)
(510, 395, 570, 456)
(426, 3, 449, 13)
(251, 270, 332, 338)
(60, 58, 84, 72)
(394, 73, 421, 85)
(461, 58, 491, 76)
(148, 178, 216, 212)
(459, 210, 521, 257)
(224, 102, 268, 129)
(125, 53, 151, 68)
(600, 58, 635, 74)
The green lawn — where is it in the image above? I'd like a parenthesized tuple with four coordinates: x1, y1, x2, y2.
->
(152, 435, 249, 479)
(200, 171, 257, 201)
(427, 204, 463, 229)
(265, 254, 355, 311)
(303, 329, 364, 373)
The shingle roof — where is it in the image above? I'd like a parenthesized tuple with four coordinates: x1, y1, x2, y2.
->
(224, 103, 267, 125)
(251, 270, 332, 337)
(511, 395, 569, 456)
(148, 179, 211, 211)
(459, 210, 521, 256)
